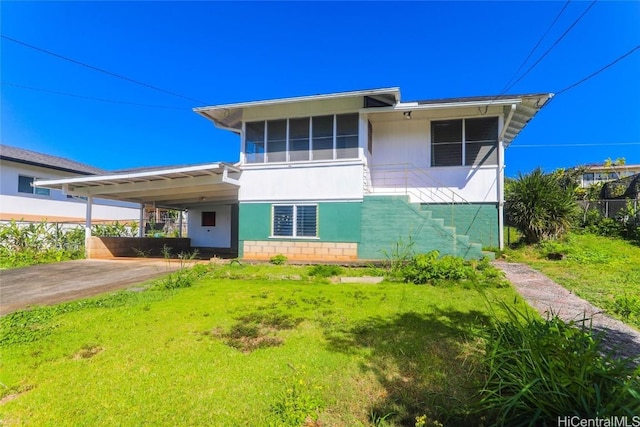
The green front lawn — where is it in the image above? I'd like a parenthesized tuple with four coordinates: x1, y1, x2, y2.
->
(0, 263, 520, 426)
(505, 232, 640, 329)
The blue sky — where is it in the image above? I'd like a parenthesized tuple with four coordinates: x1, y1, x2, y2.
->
(1, 1, 639, 177)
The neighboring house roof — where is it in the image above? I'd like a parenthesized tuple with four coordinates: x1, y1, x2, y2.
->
(581, 163, 640, 172)
(194, 87, 552, 146)
(0, 144, 106, 175)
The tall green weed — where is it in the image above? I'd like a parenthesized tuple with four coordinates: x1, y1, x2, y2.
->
(477, 303, 640, 425)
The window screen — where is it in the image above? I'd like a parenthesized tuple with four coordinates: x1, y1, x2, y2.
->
(245, 121, 265, 163)
(312, 115, 334, 160)
(431, 120, 462, 166)
(267, 120, 287, 163)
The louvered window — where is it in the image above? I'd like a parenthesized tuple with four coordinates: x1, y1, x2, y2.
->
(431, 117, 498, 166)
(272, 204, 317, 237)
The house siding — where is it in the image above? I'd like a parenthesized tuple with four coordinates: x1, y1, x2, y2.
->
(423, 204, 498, 248)
(358, 196, 486, 260)
(238, 201, 361, 261)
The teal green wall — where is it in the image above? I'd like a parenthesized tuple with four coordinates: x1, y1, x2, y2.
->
(423, 204, 498, 248)
(359, 196, 491, 260)
(238, 197, 496, 260)
(238, 202, 361, 244)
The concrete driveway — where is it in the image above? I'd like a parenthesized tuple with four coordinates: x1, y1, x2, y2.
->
(0, 258, 187, 315)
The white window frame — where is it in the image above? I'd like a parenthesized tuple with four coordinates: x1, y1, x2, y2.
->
(431, 117, 499, 167)
(243, 113, 359, 164)
(271, 204, 318, 238)
(18, 175, 50, 196)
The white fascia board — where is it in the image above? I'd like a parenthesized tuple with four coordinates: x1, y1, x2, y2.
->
(193, 87, 401, 112)
(34, 163, 239, 188)
(360, 98, 523, 114)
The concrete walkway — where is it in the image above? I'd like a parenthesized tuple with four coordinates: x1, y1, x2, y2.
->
(0, 259, 186, 315)
(494, 261, 640, 365)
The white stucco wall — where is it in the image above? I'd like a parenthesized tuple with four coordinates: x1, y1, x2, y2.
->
(0, 194, 140, 221)
(0, 160, 140, 221)
(238, 161, 364, 202)
(367, 108, 503, 203)
(187, 204, 232, 247)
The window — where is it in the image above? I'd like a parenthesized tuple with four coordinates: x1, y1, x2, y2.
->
(289, 117, 310, 161)
(336, 113, 359, 159)
(202, 211, 216, 227)
(245, 113, 359, 164)
(18, 175, 50, 196)
(267, 120, 287, 163)
(431, 117, 498, 167)
(245, 121, 265, 163)
(272, 204, 317, 237)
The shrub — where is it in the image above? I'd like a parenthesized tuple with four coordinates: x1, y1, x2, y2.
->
(477, 304, 640, 425)
(270, 254, 287, 265)
(506, 168, 578, 243)
(308, 264, 342, 278)
(402, 251, 470, 284)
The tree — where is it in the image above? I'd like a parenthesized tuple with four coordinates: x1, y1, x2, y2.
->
(506, 168, 578, 243)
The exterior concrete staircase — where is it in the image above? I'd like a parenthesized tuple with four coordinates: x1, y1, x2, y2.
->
(359, 195, 485, 260)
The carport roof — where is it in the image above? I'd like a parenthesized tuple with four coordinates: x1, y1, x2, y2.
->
(34, 163, 241, 209)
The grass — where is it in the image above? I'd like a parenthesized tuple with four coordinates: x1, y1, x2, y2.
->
(504, 232, 640, 329)
(0, 263, 523, 426)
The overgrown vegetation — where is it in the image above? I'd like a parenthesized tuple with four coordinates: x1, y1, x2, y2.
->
(506, 233, 640, 329)
(0, 220, 85, 268)
(505, 168, 578, 243)
(477, 303, 640, 425)
(0, 260, 517, 426)
(401, 251, 505, 287)
(1, 256, 638, 425)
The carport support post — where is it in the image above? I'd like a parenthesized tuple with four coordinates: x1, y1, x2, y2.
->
(138, 205, 144, 238)
(178, 210, 183, 238)
(85, 196, 93, 257)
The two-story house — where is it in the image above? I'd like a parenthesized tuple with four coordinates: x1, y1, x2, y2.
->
(35, 87, 552, 260)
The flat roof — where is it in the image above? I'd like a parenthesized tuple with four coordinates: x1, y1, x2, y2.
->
(34, 163, 241, 209)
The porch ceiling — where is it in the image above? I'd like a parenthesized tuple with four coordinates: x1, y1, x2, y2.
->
(34, 163, 241, 209)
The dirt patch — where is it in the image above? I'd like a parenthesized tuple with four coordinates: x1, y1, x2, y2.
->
(493, 261, 640, 365)
(72, 345, 103, 360)
(209, 311, 302, 353)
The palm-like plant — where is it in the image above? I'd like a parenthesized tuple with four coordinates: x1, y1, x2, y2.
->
(506, 168, 578, 243)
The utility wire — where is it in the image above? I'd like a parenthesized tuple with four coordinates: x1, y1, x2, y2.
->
(502, 0, 598, 95)
(498, 0, 571, 96)
(1, 82, 189, 110)
(510, 142, 640, 148)
(1, 34, 207, 104)
(554, 44, 640, 95)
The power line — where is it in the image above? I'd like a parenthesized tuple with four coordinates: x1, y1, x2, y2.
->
(1, 34, 207, 104)
(499, 0, 571, 95)
(502, 0, 597, 95)
(1, 82, 188, 110)
(510, 142, 640, 148)
(555, 44, 640, 95)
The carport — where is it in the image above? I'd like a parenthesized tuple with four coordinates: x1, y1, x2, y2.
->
(34, 163, 241, 258)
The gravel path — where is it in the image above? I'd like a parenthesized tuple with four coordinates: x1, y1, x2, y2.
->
(493, 261, 640, 366)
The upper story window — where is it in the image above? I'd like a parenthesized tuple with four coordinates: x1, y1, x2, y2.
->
(18, 175, 50, 196)
(431, 117, 498, 167)
(244, 113, 359, 164)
